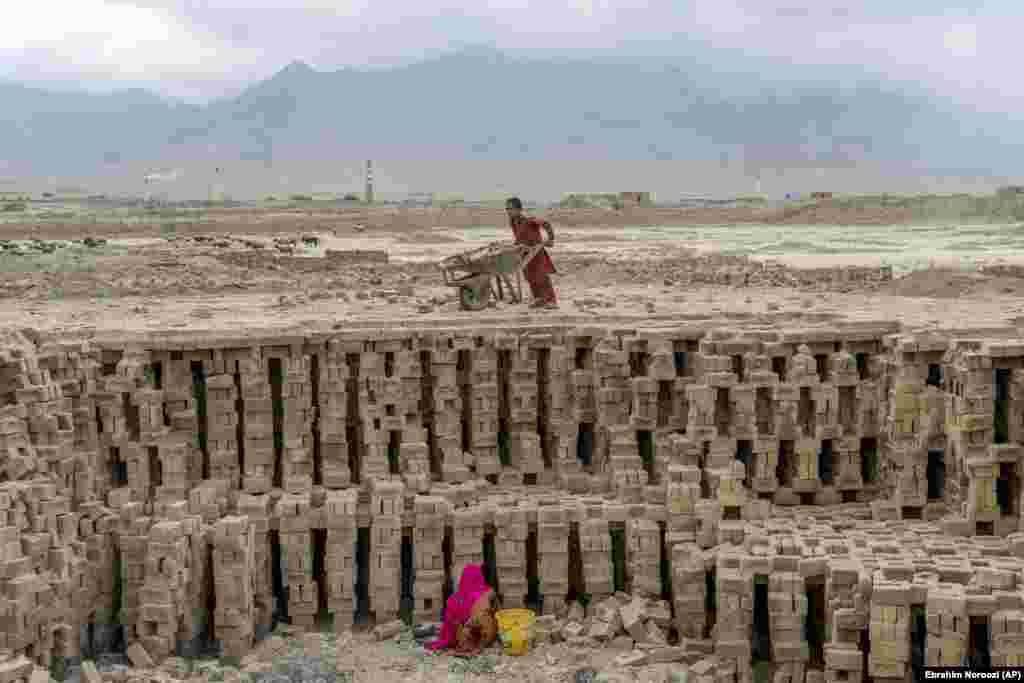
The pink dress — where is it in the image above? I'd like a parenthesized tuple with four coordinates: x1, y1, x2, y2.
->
(427, 563, 491, 651)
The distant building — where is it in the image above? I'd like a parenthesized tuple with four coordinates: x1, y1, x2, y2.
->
(619, 192, 653, 206)
(810, 191, 833, 200)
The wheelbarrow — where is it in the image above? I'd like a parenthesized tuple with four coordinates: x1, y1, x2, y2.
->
(439, 241, 545, 311)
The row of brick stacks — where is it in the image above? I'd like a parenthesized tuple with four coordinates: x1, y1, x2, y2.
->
(6, 323, 1024, 681)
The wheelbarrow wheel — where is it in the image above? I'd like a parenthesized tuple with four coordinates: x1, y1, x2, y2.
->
(459, 281, 491, 311)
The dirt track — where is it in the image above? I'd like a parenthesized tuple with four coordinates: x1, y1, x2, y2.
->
(1, 205, 1023, 340)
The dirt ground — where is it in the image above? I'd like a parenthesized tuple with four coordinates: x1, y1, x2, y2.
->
(6, 204, 1024, 681)
(2, 204, 1024, 340)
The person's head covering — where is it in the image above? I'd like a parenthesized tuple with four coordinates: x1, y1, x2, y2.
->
(428, 563, 491, 651)
(505, 196, 523, 210)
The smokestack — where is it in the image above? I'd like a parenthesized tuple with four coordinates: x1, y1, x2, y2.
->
(365, 160, 374, 204)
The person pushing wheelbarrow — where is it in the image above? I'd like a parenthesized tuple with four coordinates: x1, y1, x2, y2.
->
(505, 196, 558, 309)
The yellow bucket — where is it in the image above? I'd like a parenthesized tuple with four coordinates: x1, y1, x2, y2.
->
(495, 608, 536, 656)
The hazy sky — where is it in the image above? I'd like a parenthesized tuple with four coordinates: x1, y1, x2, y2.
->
(1, 1, 1015, 105)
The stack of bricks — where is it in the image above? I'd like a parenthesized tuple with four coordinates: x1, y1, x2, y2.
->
(357, 351, 389, 482)
(991, 606, 1024, 667)
(1009, 366, 1024, 445)
(769, 570, 808, 683)
(318, 339, 351, 489)
(631, 376, 658, 433)
(892, 442, 926, 510)
(793, 438, 820, 497)
(824, 560, 866, 683)
(648, 339, 682, 430)
(671, 543, 706, 639)
(95, 389, 128, 504)
(665, 435, 701, 546)
(710, 455, 746, 515)
(79, 504, 118, 649)
(236, 493, 273, 631)
(606, 426, 646, 504)
(541, 344, 572, 484)
(727, 383, 757, 445)
(868, 580, 911, 681)
(509, 432, 543, 481)
(63, 345, 103, 505)
(22, 352, 76, 493)
(212, 515, 255, 660)
(830, 351, 861, 430)
(537, 505, 570, 610)
(494, 505, 529, 607)
(926, 583, 968, 667)
(181, 509, 211, 655)
(451, 506, 485, 592)
(369, 479, 403, 622)
(188, 480, 227, 525)
(382, 349, 426, 490)
(277, 351, 314, 494)
(153, 442, 189, 505)
(463, 345, 501, 478)
(595, 342, 629, 429)
(563, 339, 597, 489)
(238, 349, 274, 493)
(324, 489, 358, 628)
(0, 516, 44, 664)
(578, 518, 613, 604)
(686, 385, 717, 443)
(507, 345, 542, 480)
(430, 348, 470, 484)
(160, 353, 203, 492)
(137, 518, 191, 658)
(204, 371, 240, 487)
(713, 554, 751, 683)
(834, 436, 863, 493)
(276, 492, 317, 627)
(751, 439, 779, 499)
(412, 495, 449, 622)
(626, 518, 660, 598)
(118, 505, 150, 649)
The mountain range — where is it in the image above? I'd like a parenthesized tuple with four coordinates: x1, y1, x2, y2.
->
(1, 47, 1021, 178)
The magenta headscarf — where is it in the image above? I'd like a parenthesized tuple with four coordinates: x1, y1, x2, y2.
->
(428, 563, 491, 651)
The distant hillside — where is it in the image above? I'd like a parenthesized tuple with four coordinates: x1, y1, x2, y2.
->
(1, 47, 1022, 175)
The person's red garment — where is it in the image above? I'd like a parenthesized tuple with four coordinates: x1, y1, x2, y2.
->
(512, 216, 556, 282)
(511, 216, 556, 304)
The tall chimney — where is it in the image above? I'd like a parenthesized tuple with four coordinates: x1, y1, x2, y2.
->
(365, 160, 374, 204)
